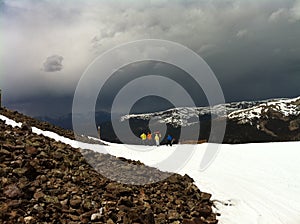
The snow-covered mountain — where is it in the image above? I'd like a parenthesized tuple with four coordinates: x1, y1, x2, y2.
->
(228, 96, 300, 124)
(121, 100, 267, 127)
(121, 96, 300, 127)
(227, 96, 300, 139)
(118, 96, 300, 143)
(30, 96, 300, 144)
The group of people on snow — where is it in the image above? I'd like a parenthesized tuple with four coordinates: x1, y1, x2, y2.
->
(140, 132, 175, 146)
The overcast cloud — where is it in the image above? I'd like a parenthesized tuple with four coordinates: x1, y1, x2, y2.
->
(0, 0, 299, 116)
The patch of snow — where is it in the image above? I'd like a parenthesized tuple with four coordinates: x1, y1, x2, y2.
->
(0, 115, 22, 128)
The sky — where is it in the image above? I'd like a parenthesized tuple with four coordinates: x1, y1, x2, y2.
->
(0, 0, 300, 117)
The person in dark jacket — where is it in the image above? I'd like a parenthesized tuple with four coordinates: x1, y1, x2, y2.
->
(167, 134, 173, 146)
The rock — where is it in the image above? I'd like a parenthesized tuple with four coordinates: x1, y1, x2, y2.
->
(183, 174, 194, 183)
(107, 218, 115, 224)
(33, 204, 43, 211)
(24, 216, 35, 224)
(198, 205, 212, 216)
(7, 200, 22, 209)
(183, 219, 196, 224)
(171, 221, 181, 224)
(82, 199, 93, 210)
(118, 197, 134, 207)
(191, 217, 205, 224)
(33, 191, 45, 200)
(21, 122, 32, 132)
(44, 195, 59, 204)
(0, 148, 11, 155)
(191, 211, 200, 217)
(25, 146, 38, 155)
(141, 208, 155, 224)
(201, 192, 212, 202)
(106, 183, 133, 196)
(156, 213, 166, 222)
(168, 209, 182, 220)
(3, 184, 22, 199)
(60, 199, 68, 207)
(69, 196, 82, 208)
(91, 213, 102, 221)
(1, 177, 8, 185)
(175, 199, 182, 205)
(90, 207, 104, 221)
(69, 214, 80, 221)
(13, 167, 28, 176)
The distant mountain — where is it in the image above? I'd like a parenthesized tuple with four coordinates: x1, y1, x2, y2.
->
(228, 97, 300, 123)
(227, 96, 300, 140)
(121, 99, 269, 127)
(36, 96, 300, 144)
(115, 96, 300, 144)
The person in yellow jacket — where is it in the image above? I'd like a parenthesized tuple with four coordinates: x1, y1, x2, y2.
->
(140, 133, 146, 145)
(154, 133, 160, 147)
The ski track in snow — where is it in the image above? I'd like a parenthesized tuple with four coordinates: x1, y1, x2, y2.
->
(1, 114, 300, 224)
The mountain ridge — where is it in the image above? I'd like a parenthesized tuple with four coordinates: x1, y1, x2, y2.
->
(116, 96, 300, 144)
(16, 96, 300, 144)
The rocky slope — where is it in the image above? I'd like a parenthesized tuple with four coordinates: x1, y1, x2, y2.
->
(0, 108, 103, 145)
(0, 108, 75, 139)
(0, 109, 218, 224)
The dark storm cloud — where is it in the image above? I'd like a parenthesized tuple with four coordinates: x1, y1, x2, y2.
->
(0, 0, 300, 116)
(0, 0, 4, 9)
(43, 55, 64, 72)
(7, 94, 73, 117)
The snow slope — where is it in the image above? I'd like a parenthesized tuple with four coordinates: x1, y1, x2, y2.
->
(1, 114, 300, 224)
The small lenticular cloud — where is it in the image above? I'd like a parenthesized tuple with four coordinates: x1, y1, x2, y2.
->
(43, 55, 64, 72)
